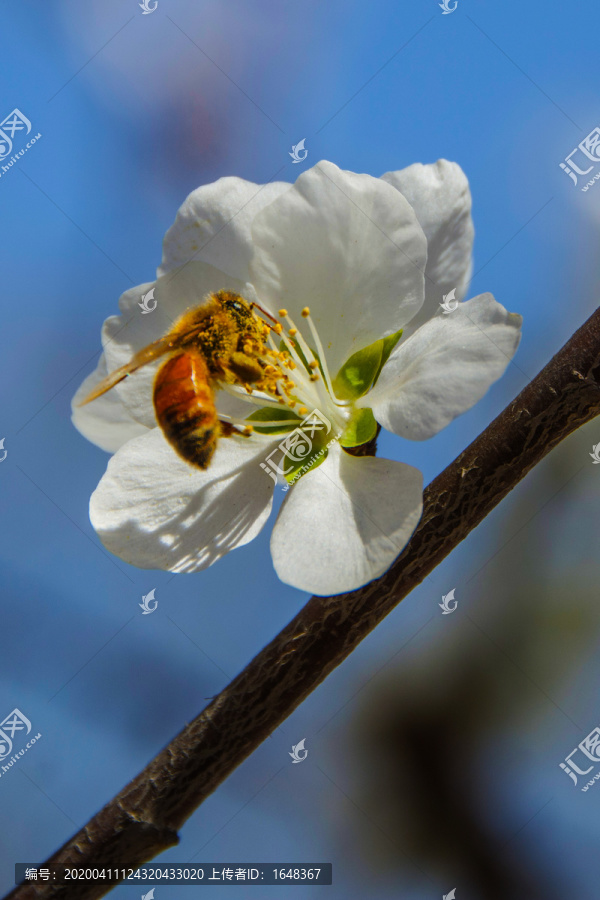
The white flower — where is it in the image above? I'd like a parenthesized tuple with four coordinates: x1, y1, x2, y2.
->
(72, 160, 522, 596)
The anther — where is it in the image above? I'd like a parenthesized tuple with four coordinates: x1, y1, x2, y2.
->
(301, 307, 310, 317)
(278, 309, 288, 317)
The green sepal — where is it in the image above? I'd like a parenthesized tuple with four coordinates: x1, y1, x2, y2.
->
(373, 328, 403, 386)
(332, 330, 403, 401)
(284, 446, 329, 484)
(340, 408, 378, 448)
(246, 407, 300, 435)
(332, 342, 383, 400)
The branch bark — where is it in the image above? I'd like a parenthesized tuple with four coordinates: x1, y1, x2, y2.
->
(9, 307, 600, 900)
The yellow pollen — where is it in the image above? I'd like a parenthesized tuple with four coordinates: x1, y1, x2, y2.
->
(243, 425, 253, 436)
(310, 372, 319, 382)
(244, 384, 253, 394)
(273, 323, 283, 334)
(309, 360, 318, 369)
(289, 327, 298, 336)
(301, 307, 310, 317)
(298, 406, 308, 415)
(288, 360, 296, 369)
(278, 308, 288, 317)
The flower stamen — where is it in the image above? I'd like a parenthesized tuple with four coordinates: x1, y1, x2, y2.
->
(221, 383, 284, 410)
(302, 310, 334, 397)
(223, 299, 351, 442)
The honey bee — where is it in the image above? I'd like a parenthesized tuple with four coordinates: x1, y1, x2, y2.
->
(81, 290, 281, 469)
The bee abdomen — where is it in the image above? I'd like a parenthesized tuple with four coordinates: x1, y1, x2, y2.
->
(154, 351, 218, 469)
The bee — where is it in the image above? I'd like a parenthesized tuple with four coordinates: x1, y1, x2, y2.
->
(80, 290, 281, 469)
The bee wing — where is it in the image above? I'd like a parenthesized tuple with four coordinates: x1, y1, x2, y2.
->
(79, 302, 217, 407)
(79, 334, 177, 406)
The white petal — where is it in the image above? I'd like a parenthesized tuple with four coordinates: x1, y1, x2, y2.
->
(159, 176, 289, 281)
(270, 443, 423, 595)
(381, 160, 474, 337)
(90, 428, 275, 573)
(213, 389, 263, 421)
(71, 355, 149, 453)
(366, 293, 522, 440)
(250, 160, 427, 375)
(102, 264, 248, 428)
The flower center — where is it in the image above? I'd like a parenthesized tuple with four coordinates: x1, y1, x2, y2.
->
(221, 302, 351, 439)
(219, 295, 401, 483)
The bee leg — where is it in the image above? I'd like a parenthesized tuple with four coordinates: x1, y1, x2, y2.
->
(228, 352, 264, 384)
(218, 420, 236, 437)
(218, 420, 251, 438)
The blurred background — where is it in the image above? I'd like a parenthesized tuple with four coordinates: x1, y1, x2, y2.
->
(1, 1, 599, 897)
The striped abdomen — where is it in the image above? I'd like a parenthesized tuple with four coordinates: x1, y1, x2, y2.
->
(153, 351, 219, 469)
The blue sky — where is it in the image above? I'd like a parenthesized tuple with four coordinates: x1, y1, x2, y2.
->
(1, 1, 600, 897)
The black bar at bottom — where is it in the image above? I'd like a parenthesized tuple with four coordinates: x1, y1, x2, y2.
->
(15, 864, 332, 886)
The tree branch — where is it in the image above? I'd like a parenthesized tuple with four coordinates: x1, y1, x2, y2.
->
(8, 307, 600, 900)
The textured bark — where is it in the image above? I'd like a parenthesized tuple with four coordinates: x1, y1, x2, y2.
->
(8, 307, 600, 900)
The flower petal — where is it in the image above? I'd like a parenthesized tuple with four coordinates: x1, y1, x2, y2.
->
(366, 293, 522, 440)
(72, 355, 149, 453)
(270, 442, 423, 595)
(250, 160, 427, 375)
(90, 428, 275, 573)
(381, 160, 474, 336)
(159, 176, 289, 282)
(102, 264, 248, 428)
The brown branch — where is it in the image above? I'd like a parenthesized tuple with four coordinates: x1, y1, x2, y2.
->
(8, 306, 600, 900)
